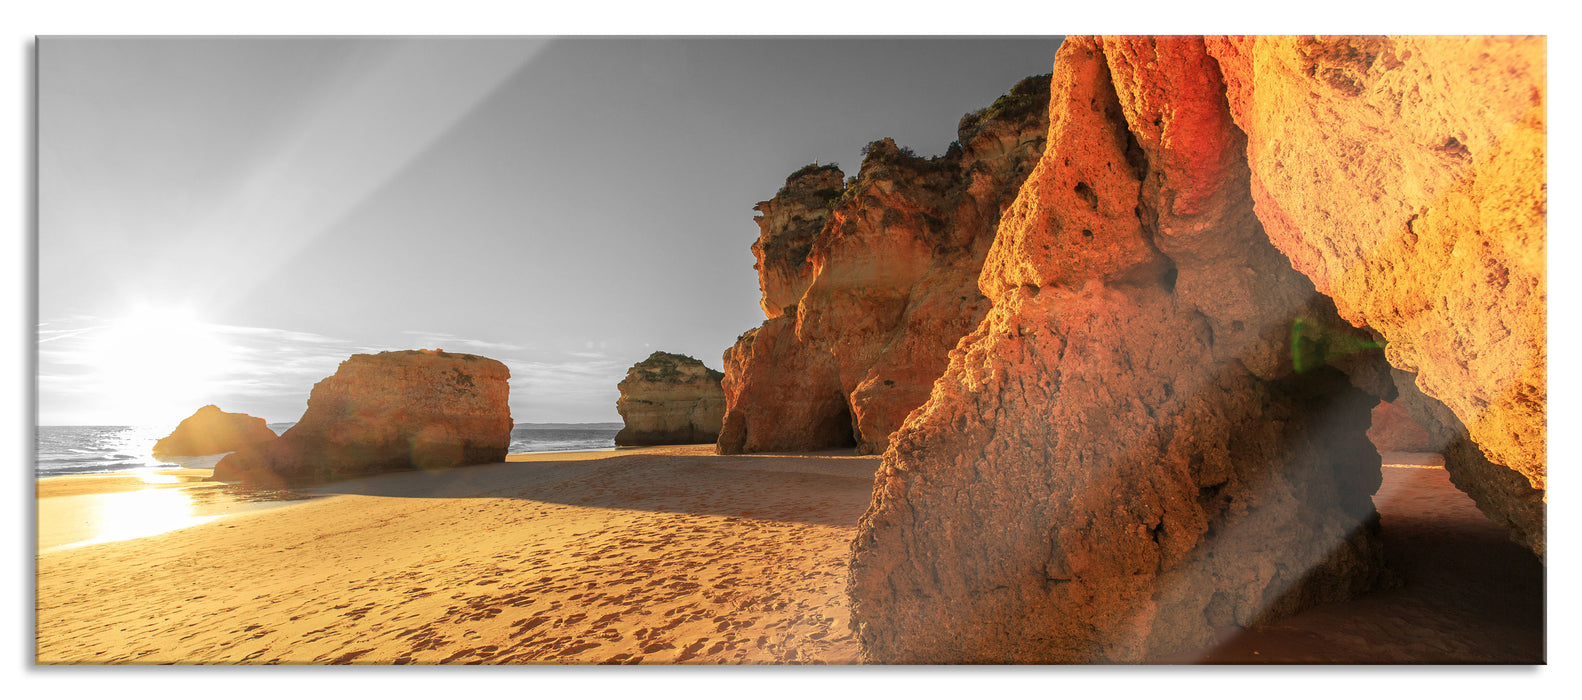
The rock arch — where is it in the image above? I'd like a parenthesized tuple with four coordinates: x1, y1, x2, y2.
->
(847, 35, 1545, 663)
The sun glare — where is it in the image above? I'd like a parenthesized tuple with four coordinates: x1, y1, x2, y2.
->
(87, 304, 233, 427)
(49, 489, 219, 551)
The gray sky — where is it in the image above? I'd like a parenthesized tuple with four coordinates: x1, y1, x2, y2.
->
(37, 36, 1063, 426)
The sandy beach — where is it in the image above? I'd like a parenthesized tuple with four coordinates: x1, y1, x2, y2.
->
(34, 447, 1542, 664)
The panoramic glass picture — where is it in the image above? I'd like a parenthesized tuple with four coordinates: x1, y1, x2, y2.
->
(35, 36, 1545, 664)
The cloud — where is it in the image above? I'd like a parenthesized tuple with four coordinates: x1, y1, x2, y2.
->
(37, 325, 108, 344)
(399, 329, 526, 353)
(504, 357, 625, 392)
(212, 324, 351, 345)
(36, 316, 369, 424)
(501, 355, 626, 423)
(36, 315, 625, 425)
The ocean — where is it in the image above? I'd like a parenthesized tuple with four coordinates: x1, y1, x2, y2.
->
(34, 423, 624, 478)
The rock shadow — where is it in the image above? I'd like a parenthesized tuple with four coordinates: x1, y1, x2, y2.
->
(298, 450, 881, 529)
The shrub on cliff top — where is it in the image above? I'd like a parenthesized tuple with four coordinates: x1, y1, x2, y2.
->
(860, 138, 921, 166)
(819, 138, 943, 214)
(957, 73, 1053, 135)
(630, 351, 724, 384)
(789, 161, 842, 180)
(776, 162, 845, 205)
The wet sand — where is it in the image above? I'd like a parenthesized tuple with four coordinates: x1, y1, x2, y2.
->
(34, 447, 1542, 664)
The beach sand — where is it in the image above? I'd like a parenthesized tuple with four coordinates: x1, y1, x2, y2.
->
(34, 447, 1543, 664)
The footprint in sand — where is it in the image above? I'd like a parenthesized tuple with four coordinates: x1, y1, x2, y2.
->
(328, 648, 374, 664)
(600, 652, 640, 665)
(558, 641, 602, 656)
(675, 638, 707, 662)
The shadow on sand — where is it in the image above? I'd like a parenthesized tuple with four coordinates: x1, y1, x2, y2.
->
(293, 447, 882, 529)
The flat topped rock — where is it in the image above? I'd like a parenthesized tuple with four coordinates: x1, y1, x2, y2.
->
(615, 352, 725, 446)
(213, 349, 513, 486)
(153, 404, 277, 458)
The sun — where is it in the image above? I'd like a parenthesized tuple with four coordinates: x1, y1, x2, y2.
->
(86, 304, 234, 427)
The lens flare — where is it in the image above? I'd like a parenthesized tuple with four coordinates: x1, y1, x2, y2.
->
(1290, 316, 1386, 372)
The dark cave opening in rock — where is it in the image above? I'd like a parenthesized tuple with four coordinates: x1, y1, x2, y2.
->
(829, 395, 860, 450)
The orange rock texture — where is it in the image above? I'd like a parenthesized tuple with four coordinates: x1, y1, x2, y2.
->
(213, 350, 512, 486)
(750, 165, 845, 319)
(152, 404, 278, 458)
(1205, 36, 1546, 556)
(614, 352, 726, 446)
(847, 35, 1545, 662)
(719, 318, 854, 454)
(849, 36, 1399, 663)
(719, 75, 1051, 455)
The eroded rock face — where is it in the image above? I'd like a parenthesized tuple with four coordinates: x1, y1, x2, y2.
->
(849, 36, 1393, 663)
(1205, 36, 1546, 552)
(152, 405, 277, 458)
(751, 165, 845, 319)
(717, 318, 853, 454)
(847, 34, 1546, 662)
(720, 74, 1051, 455)
(614, 352, 726, 446)
(213, 350, 511, 486)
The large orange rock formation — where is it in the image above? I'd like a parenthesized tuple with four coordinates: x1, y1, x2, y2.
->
(719, 318, 854, 454)
(719, 75, 1051, 455)
(213, 350, 512, 486)
(849, 34, 1543, 663)
(1205, 36, 1546, 557)
(152, 404, 278, 458)
(614, 352, 726, 446)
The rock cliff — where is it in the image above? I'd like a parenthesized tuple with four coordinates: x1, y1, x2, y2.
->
(614, 352, 727, 446)
(751, 164, 845, 319)
(720, 74, 1051, 455)
(846, 35, 1544, 663)
(152, 405, 277, 458)
(212, 350, 512, 486)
